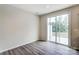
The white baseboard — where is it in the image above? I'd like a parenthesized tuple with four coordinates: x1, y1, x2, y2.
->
(0, 40, 37, 53)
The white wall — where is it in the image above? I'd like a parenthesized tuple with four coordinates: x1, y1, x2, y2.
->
(0, 5, 39, 53)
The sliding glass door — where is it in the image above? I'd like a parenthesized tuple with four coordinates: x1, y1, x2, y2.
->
(48, 17, 56, 42)
(47, 14, 69, 45)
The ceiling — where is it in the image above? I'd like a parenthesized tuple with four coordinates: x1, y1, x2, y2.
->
(11, 4, 75, 15)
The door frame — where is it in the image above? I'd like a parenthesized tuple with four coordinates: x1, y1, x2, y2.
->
(47, 12, 72, 47)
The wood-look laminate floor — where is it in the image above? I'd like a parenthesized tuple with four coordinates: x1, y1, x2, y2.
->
(0, 41, 79, 55)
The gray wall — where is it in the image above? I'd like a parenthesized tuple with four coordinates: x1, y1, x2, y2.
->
(70, 6, 79, 49)
(0, 5, 39, 52)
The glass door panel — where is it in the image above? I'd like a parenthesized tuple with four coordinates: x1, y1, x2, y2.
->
(51, 17, 56, 42)
(48, 17, 56, 42)
(48, 14, 69, 46)
(58, 14, 69, 45)
(56, 16, 61, 44)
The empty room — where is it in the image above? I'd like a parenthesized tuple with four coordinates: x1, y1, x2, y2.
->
(0, 4, 79, 55)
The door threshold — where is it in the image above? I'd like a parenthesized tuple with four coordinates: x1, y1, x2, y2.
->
(48, 41, 69, 47)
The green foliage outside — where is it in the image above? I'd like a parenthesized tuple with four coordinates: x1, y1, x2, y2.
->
(52, 17, 68, 32)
